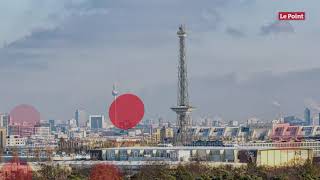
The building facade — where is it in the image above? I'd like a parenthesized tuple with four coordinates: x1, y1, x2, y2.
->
(305, 108, 311, 126)
(6, 135, 26, 147)
(0, 128, 6, 149)
(89, 115, 104, 129)
(0, 114, 9, 135)
(92, 146, 312, 167)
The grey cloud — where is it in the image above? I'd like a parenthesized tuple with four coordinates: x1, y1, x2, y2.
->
(3, 0, 256, 55)
(225, 27, 246, 38)
(0, 0, 318, 121)
(6, 28, 65, 49)
(6, 0, 233, 50)
(260, 21, 294, 35)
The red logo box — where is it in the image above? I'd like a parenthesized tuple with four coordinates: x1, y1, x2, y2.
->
(279, 12, 305, 20)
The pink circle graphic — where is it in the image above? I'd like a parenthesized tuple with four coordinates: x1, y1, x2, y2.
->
(109, 94, 144, 130)
(9, 104, 40, 126)
(0, 157, 33, 180)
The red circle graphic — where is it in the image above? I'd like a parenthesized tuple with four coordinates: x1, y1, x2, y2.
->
(109, 94, 144, 130)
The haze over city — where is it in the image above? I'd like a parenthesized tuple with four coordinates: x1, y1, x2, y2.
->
(0, 0, 319, 122)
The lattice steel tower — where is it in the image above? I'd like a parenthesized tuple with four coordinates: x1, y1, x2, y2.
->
(171, 25, 194, 145)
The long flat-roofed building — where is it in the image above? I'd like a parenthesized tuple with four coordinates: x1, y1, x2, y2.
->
(90, 146, 312, 167)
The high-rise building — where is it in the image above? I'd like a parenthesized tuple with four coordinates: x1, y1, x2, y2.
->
(304, 108, 311, 125)
(75, 109, 88, 127)
(0, 114, 9, 135)
(0, 128, 6, 149)
(49, 119, 55, 132)
(89, 115, 104, 129)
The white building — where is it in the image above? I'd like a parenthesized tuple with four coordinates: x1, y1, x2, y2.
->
(6, 135, 26, 147)
(68, 118, 78, 128)
(70, 130, 87, 139)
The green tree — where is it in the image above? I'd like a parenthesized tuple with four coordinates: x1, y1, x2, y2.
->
(298, 160, 320, 180)
(133, 163, 175, 180)
(175, 165, 193, 180)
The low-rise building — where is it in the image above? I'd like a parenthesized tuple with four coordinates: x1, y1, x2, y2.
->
(6, 135, 26, 147)
(35, 126, 50, 137)
(91, 146, 312, 167)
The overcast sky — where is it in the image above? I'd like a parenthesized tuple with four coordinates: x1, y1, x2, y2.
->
(0, 0, 319, 122)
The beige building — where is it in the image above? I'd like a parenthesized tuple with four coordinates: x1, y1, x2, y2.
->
(160, 127, 174, 142)
(151, 127, 174, 144)
(256, 149, 312, 167)
(152, 128, 161, 143)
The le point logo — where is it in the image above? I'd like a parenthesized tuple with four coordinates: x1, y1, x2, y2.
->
(279, 12, 305, 21)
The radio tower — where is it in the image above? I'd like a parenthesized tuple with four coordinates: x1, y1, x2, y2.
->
(171, 25, 194, 145)
(112, 83, 118, 100)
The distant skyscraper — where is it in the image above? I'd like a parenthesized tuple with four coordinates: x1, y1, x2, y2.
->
(0, 128, 6, 149)
(304, 108, 311, 125)
(0, 114, 9, 135)
(48, 119, 55, 132)
(89, 115, 104, 129)
(318, 113, 320, 126)
(75, 109, 88, 127)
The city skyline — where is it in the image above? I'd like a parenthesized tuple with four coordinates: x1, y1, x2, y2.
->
(0, 0, 319, 121)
(1, 1, 320, 179)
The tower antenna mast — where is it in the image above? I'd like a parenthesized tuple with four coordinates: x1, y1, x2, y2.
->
(171, 25, 194, 145)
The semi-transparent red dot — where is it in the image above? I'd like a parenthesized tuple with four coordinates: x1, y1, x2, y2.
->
(109, 94, 144, 130)
(10, 104, 40, 126)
